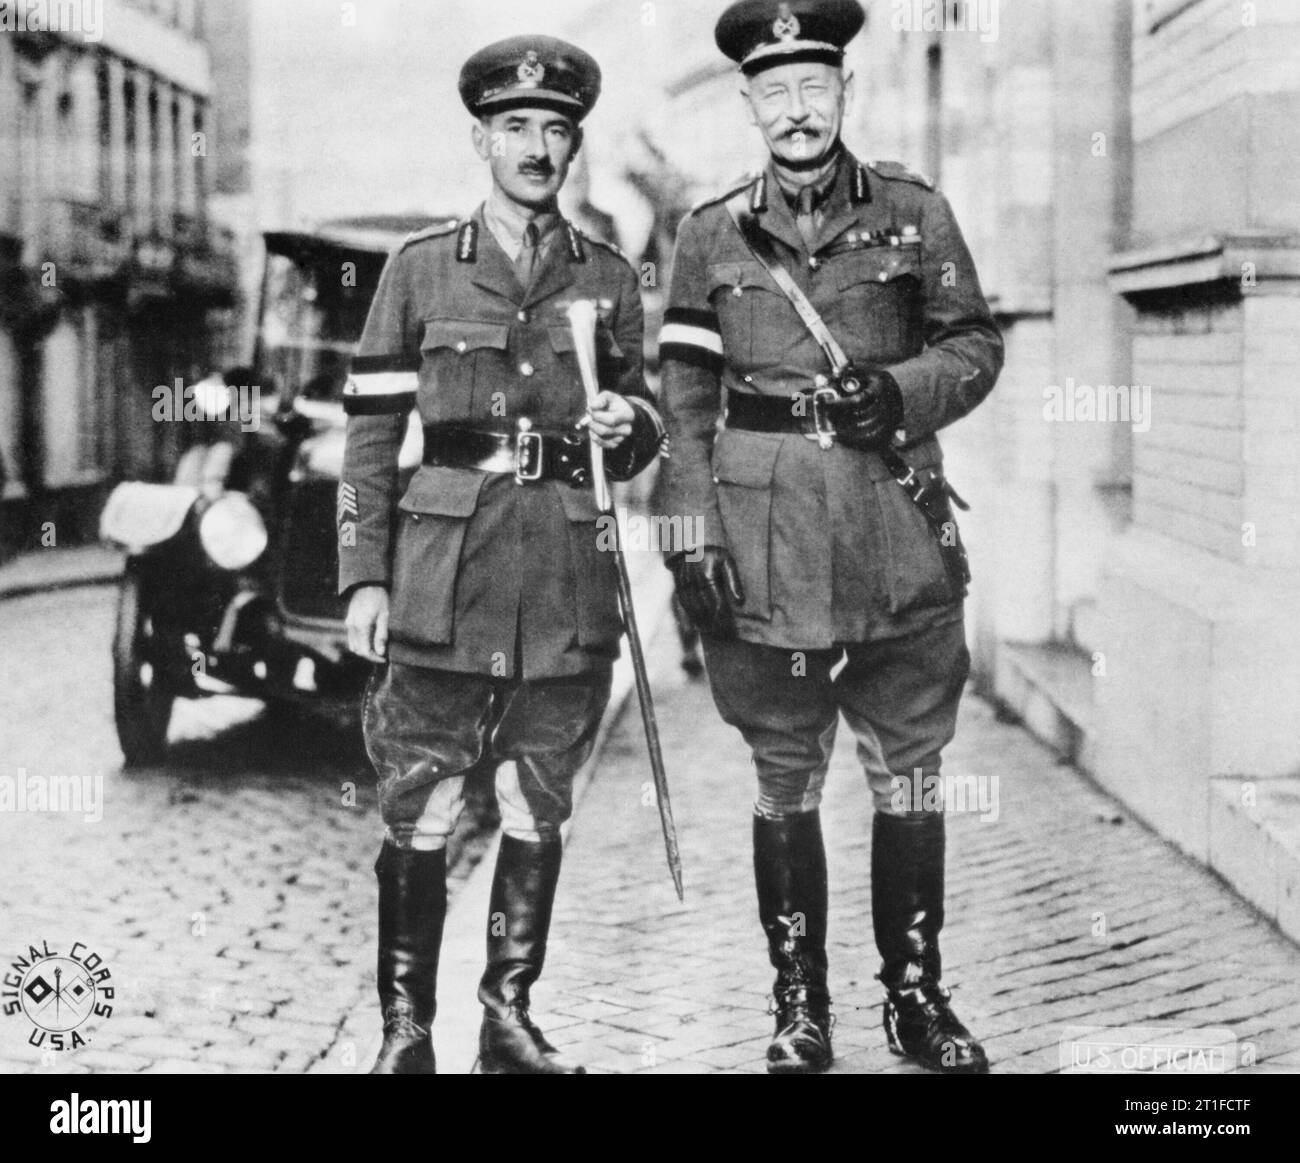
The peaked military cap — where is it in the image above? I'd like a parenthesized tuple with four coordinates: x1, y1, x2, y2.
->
(715, 0, 865, 74)
(458, 35, 602, 122)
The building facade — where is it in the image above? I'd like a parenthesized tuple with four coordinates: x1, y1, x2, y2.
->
(0, 0, 238, 548)
(568, 0, 1300, 941)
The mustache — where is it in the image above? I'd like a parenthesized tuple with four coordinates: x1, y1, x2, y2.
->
(518, 160, 556, 177)
(782, 125, 825, 140)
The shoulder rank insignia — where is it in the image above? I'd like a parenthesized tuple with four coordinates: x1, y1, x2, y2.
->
(399, 218, 459, 253)
(455, 220, 478, 263)
(869, 160, 935, 191)
(688, 173, 762, 218)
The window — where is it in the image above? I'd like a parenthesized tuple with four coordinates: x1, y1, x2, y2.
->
(171, 95, 182, 221)
(147, 82, 159, 228)
(98, 60, 111, 205)
(77, 309, 108, 474)
(123, 75, 136, 213)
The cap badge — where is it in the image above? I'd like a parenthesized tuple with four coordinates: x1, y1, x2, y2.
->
(517, 51, 545, 86)
(773, 4, 801, 40)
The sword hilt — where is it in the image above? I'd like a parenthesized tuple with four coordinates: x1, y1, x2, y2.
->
(565, 299, 610, 512)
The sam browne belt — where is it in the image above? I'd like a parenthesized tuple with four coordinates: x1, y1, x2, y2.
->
(422, 422, 592, 487)
(724, 390, 972, 592)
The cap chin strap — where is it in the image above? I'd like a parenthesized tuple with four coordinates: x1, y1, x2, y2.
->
(740, 45, 845, 74)
(773, 136, 843, 174)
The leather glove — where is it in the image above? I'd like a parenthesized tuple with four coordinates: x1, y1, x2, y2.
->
(668, 545, 745, 640)
(602, 398, 665, 482)
(823, 369, 904, 451)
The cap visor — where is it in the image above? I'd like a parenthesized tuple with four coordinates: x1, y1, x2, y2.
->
(472, 89, 586, 119)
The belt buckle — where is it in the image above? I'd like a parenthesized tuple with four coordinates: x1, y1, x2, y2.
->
(899, 466, 935, 505)
(911, 469, 939, 505)
(808, 387, 839, 450)
(514, 427, 543, 483)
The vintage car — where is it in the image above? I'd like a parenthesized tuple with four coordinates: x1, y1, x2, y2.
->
(100, 216, 444, 765)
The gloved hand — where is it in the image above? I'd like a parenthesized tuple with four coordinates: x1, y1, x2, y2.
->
(668, 546, 745, 639)
(823, 369, 904, 451)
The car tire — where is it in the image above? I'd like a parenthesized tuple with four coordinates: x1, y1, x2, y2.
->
(112, 562, 177, 767)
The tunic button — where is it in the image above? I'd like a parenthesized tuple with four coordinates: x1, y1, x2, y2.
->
(743, 375, 754, 384)
(809, 257, 820, 270)
(517, 310, 529, 322)
(519, 362, 535, 376)
(879, 272, 888, 281)
(456, 340, 467, 353)
(732, 285, 743, 297)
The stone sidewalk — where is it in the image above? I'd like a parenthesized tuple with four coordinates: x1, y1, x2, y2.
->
(430, 608, 1300, 1075)
(0, 544, 123, 601)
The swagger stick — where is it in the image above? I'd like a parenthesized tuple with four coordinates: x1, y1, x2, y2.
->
(566, 300, 684, 900)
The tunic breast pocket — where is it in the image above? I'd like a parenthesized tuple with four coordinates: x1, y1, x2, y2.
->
(543, 325, 599, 417)
(420, 318, 511, 422)
(707, 261, 791, 370)
(829, 248, 922, 365)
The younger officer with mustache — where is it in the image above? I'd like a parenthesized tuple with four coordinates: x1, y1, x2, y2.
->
(340, 35, 664, 1074)
(660, 0, 1003, 1073)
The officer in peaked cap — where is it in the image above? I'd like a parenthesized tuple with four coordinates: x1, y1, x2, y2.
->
(715, 0, 865, 70)
(660, 0, 1003, 1074)
(341, 34, 664, 1075)
(458, 34, 602, 121)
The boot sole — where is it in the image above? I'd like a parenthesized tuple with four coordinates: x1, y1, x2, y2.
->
(479, 1053, 586, 1075)
(887, 1041, 989, 1074)
(766, 1052, 834, 1074)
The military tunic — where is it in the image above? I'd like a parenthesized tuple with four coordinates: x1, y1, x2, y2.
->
(338, 205, 659, 681)
(662, 151, 1003, 816)
(660, 151, 1003, 651)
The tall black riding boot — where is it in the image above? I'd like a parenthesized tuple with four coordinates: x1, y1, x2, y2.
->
(370, 842, 446, 1074)
(872, 812, 988, 1074)
(754, 812, 833, 1074)
(477, 835, 584, 1075)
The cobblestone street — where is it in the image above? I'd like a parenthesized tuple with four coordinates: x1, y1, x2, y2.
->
(2, 575, 1299, 1075)
(508, 620, 1300, 1075)
(0, 583, 487, 1075)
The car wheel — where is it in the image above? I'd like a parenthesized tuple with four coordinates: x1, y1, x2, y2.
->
(112, 562, 177, 766)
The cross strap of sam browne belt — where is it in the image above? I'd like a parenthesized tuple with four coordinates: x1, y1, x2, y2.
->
(725, 196, 853, 380)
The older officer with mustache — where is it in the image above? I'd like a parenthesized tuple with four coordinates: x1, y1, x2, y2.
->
(660, 0, 1003, 1074)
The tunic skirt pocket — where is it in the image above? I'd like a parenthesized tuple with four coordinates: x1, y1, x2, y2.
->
(555, 484, 623, 651)
(389, 467, 487, 646)
(711, 431, 782, 622)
